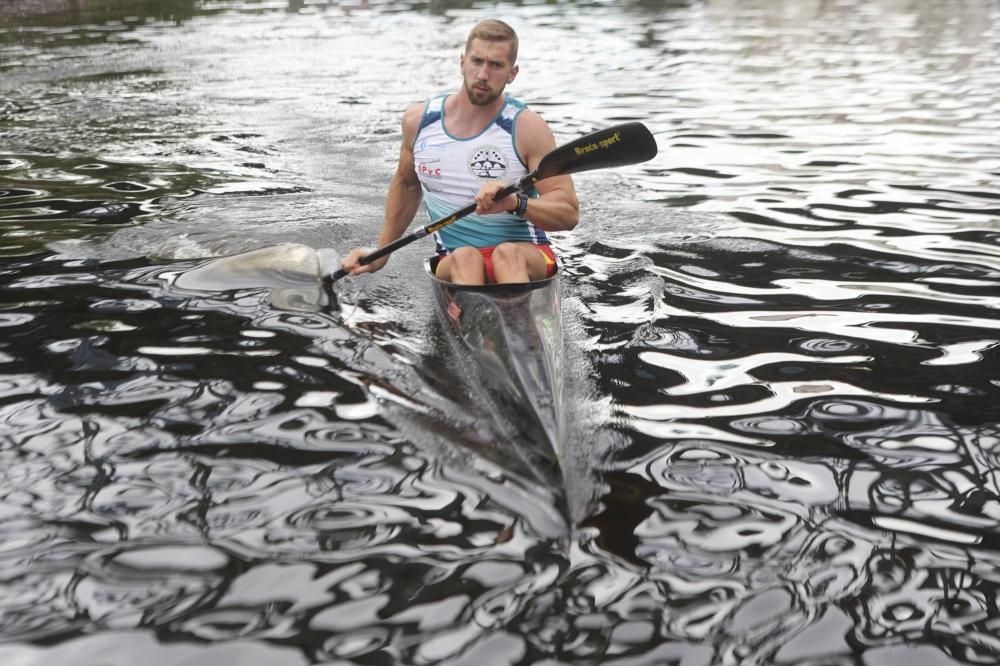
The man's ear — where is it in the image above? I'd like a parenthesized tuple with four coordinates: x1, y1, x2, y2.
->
(508, 64, 519, 84)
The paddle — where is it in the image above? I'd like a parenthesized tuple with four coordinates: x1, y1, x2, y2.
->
(326, 121, 658, 283)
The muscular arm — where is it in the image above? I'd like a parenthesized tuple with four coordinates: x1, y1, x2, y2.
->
(475, 108, 579, 232)
(342, 103, 424, 275)
(377, 104, 424, 247)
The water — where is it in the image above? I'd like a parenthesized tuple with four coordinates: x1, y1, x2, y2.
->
(2, 0, 1000, 663)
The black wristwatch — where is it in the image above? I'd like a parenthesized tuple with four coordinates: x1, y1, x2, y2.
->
(508, 193, 529, 217)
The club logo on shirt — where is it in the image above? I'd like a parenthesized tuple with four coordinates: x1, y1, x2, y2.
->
(416, 160, 442, 178)
(468, 145, 508, 179)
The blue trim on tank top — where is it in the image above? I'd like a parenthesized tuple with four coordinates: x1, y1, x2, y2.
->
(509, 108, 527, 169)
(439, 94, 523, 142)
(414, 96, 442, 150)
(416, 94, 529, 168)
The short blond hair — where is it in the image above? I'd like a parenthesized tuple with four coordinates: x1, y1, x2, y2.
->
(465, 19, 518, 64)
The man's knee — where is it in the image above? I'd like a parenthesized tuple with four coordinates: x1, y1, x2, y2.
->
(447, 246, 487, 284)
(451, 246, 482, 266)
(491, 243, 523, 269)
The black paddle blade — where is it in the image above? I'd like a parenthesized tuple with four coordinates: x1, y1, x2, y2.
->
(535, 121, 657, 179)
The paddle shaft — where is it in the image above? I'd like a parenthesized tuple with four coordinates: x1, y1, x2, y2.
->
(326, 121, 657, 284)
(326, 176, 533, 283)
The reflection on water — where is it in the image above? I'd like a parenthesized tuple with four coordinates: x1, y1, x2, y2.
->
(2, 0, 1000, 663)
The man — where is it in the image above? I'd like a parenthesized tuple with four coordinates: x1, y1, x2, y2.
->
(340, 19, 579, 285)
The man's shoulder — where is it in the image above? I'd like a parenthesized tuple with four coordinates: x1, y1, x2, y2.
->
(403, 94, 450, 128)
(402, 101, 425, 121)
(512, 105, 556, 165)
(512, 105, 550, 136)
(401, 100, 430, 135)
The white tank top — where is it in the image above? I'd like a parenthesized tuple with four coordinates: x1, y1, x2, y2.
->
(412, 94, 549, 252)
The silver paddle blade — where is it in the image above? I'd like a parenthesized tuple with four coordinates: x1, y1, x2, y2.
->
(174, 243, 340, 291)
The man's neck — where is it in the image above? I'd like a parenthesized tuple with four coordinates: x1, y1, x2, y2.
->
(444, 91, 506, 139)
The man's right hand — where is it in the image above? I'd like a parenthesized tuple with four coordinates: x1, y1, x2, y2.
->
(340, 248, 388, 276)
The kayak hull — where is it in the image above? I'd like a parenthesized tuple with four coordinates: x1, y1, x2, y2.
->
(424, 256, 564, 456)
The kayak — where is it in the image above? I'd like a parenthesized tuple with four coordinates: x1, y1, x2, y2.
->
(424, 256, 565, 459)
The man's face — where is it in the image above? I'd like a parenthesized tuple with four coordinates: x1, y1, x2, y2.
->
(461, 38, 518, 106)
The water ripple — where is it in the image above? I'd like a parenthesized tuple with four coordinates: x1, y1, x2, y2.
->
(2, 0, 1000, 663)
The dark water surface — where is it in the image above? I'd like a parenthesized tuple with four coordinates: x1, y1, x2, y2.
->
(3, 0, 1000, 664)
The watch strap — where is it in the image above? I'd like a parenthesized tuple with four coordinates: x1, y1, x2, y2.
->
(509, 193, 529, 217)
